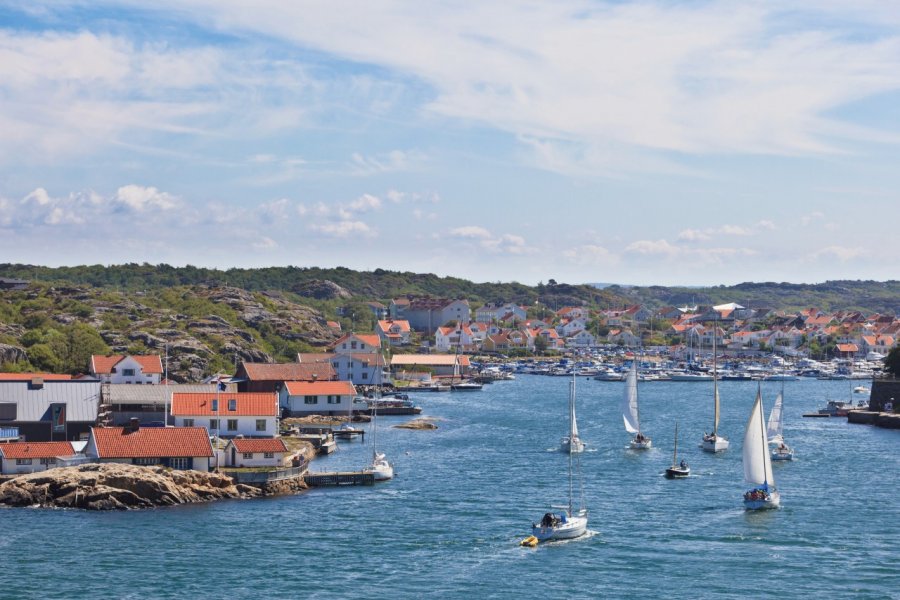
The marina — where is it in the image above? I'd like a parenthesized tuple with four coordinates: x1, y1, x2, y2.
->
(3, 374, 898, 598)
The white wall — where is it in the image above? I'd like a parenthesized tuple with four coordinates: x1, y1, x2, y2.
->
(226, 449, 285, 468)
(174, 415, 276, 438)
(284, 394, 353, 416)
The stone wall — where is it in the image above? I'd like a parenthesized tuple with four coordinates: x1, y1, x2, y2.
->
(869, 378, 900, 412)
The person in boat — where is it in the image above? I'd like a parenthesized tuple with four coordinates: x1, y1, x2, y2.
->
(635, 433, 645, 442)
(680, 459, 687, 469)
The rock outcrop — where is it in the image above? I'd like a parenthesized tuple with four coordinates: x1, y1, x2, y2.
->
(0, 463, 261, 510)
(0, 343, 27, 365)
(394, 417, 439, 430)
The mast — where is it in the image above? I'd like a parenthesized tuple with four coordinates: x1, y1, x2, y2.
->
(673, 421, 679, 465)
(758, 385, 769, 487)
(712, 318, 719, 436)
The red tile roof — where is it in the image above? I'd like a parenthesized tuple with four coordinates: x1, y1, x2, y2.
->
(284, 381, 357, 396)
(171, 393, 278, 416)
(91, 355, 163, 375)
(333, 333, 381, 349)
(0, 441, 75, 459)
(229, 438, 288, 453)
(240, 362, 335, 382)
(836, 343, 859, 353)
(91, 427, 213, 458)
(0, 373, 73, 381)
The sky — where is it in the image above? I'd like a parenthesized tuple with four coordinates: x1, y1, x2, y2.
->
(1, 1, 899, 286)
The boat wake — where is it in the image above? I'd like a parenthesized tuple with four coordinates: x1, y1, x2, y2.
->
(539, 529, 601, 546)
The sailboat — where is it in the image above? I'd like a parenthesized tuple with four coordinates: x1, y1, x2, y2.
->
(665, 422, 689, 478)
(767, 379, 794, 461)
(530, 427, 588, 542)
(560, 368, 585, 453)
(700, 323, 729, 453)
(363, 354, 393, 481)
(743, 385, 780, 509)
(623, 361, 651, 449)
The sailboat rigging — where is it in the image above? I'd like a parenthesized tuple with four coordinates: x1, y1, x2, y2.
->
(665, 422, 689, 478)
(560, 368, 585, 453)
(700, 319, 729, 453)
(743, 385, 780, 509)
(530, 420, 588, 543)
(363, 349, 393, 481)
(767, 375, 793, 461)
(623, 359, 651, 449)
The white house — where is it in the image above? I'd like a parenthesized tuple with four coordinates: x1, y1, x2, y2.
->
(171, 392, 278, 438)
(279, 380, 357, 417)
(557, 318, 588, 337)
(390, 296, 471, 333)
(297, 352, 386, 386)
(566, 330, 596, 348)
(84, 423, 213, 471)
(434, 324, 478, 352)
(225, 437, 289, 468)
(0, 441, 77, 475)
(376, 319, 411, 346)
(90, 354, 163, 384)
(475, 303, 527, 323)
(333, 333, 381, 354)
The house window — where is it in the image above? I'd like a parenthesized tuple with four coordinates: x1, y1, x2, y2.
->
(227, 419, 238, 431)
(134, 457, 160, 465)
(242, 452, 254, 459)
(327, 395, 340, 404)
(169, 457, 189, 470)
(304, 395, 318, 404)
(228, 398, 237, 411)
(16, 458, 32, 465)
(256, 419, 266, 431)
(40, 458, 56, 466)
(211, 399, 219, 412)
(333, 362, 339, 369)
(183, 418, 194, 427)
(123, 368, 135, 376)
(362, 372, 368, 380)
(209, 419, 219, 430)
(351, 341, 357, 349)
(264, 452, 275, 459)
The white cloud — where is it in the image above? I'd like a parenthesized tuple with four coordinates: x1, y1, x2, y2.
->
(310, 220, 375, 238)
(677, 229, 711, 242)
(350, 150, 424, 176)
(252, 236, 278, 250)
(113, 185, 178, 212)
(756, 220, 776, 231)
(563, 244, 620, 266)
(801, 211, 826, 226)
(626, 239, 681, 257)
(450, 226, 493, 239)
(348, 193, 382, 212)
(809, 245, 863, 262)
(718, 224, 752, 236)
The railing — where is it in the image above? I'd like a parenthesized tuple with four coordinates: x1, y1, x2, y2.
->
(224, 463, 308, 484)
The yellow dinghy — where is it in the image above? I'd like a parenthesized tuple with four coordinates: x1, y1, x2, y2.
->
(520, 535, 538, 547)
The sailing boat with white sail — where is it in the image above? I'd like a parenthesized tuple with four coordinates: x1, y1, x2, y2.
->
(531, 428, 588, 542)
(665, 422, 689, 478)
(560, 368, 585, 453)
(767, 378, 793, 461)
(623, 361, 651, 449)
(700, 322, 729, 453)
(363, 353, 393, 481)
(743, 386, 780, 509)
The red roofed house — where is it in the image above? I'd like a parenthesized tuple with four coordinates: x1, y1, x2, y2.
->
(0, 441, 77, 474)
(85, 423, 213, 471)
(225, 437, 289, 468)
(90, 354, 163, 385)
(171, 392, 279, 438)
(234, 360, 336, 393)
(376, 319, 411, 346)
(279, 380, 357, 417)
(333, 333, 382, 354)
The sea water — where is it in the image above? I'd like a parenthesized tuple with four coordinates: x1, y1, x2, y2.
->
(1, 375, 898, 599)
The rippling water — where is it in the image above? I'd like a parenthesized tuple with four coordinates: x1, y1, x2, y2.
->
(2, 375, 898, 599)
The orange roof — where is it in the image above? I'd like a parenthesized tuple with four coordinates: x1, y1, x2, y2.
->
(333, 333, 381, 349)
(0, 373, 73, 381)
(377, 319, 410, 333)
(0, 441, 75, 459)
(836, 343, 858, 352)
(91, 426, 213, 458)
(91, 354, 163, 375)
(230, 438, 288, 454)
(389, 354, 470, 367)
(240, 362, 335, 382)
(284, 381, 357, 396)
(171, 393, 278, 416)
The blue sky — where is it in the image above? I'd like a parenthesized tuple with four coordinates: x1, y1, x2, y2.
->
(1, 1, 899, 286)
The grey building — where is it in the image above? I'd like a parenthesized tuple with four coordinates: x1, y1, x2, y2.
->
(0, 378, 101, 442)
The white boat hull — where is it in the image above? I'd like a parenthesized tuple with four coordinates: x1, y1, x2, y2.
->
(629, 438, 652, 449)
(700, 436, 729, 453)
(560, 436, 585, 453)
(743, 489, 781, 510)
(366, 453, 394, 481)
(771, 447, 794, 461)
(531, 514, 588, 542)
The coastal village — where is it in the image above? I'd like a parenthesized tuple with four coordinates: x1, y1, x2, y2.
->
(1, 289, 898, 507)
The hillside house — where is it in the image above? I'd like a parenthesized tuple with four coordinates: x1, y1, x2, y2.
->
(390, 296, 471, 333)
(171, 392, 279, 438)
(90, 354, 163, 385)
(279, 380, 357, 417)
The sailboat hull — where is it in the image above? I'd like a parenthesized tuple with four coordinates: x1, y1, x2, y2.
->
(700, 436, 729, 453)
(743, 489, 780, 510)
(531, 515, 588, 541)
(771, 446, 794, 461)
(560, 436, 585, 453)
(665, 466, 690, 478)
(629, 438, 652, 449)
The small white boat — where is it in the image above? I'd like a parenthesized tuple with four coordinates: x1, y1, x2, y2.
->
(665, 422, 690, 479)
(366, 451, 394, 481)
(743, 386, 781, 510)
(531, 508, 588, 542)
(623, 362, 651, 449)
(700, 328, 729, 453)
(853, 386, 870, 394)
(560, 369, 585, 453)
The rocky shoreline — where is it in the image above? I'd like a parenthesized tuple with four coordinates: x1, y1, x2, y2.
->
(0, 464, 268, 510)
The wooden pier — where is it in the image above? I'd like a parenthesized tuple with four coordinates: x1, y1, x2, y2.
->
(305, 471, 375, 487)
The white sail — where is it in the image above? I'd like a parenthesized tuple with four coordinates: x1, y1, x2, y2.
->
(622, 363, 640, 434)
(569, 375, 579, 438)
(743, 390, 775, 486)
(766, 392, 784, 444)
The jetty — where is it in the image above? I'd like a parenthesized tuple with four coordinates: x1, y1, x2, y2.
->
(847, 410, 900, 429)
(305, 471, 375, 487)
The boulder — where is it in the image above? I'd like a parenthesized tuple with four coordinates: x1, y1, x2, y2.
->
(292, 279, 353, 300)
(0, 343, 27, 365)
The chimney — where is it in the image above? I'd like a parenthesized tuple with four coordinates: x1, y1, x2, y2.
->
(126, 418, 140, 433)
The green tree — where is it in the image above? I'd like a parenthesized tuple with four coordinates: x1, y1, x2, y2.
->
(61, 323, 109, 373)
(885, 347, 900, 378)
(27, 343, 61, 372)
(534, 335, 548, 355)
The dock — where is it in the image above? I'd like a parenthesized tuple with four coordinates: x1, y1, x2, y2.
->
(802, 413, 830, 418)
(305, 471, 375, 487)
